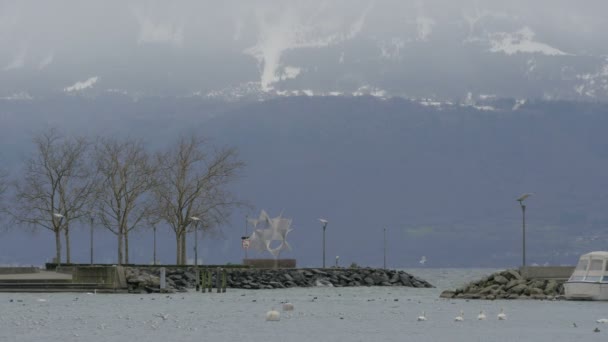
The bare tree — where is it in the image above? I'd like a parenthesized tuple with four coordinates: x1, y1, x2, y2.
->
(10, 129, 96, 264)
(153, 134, 245, 265)
(94, 137, 156, 265)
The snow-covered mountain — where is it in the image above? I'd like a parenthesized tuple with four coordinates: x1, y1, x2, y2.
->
(1, 0, 608, 102)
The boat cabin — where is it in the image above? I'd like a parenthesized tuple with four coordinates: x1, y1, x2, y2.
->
(568, 251, 608, 283)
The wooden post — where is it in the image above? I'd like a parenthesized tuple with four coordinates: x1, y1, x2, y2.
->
(216, 268, 221, 293)
(222, 269, 227, 293)
(201, 269, 206, 293)
(207, 270, 212, 292)
(195, 268, 200, 292)
(160, 267, 166, 290)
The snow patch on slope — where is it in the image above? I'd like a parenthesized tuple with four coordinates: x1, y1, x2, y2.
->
(380, 38, 405, 60)
(0, 92, 33, 100)
(416, 16, 435, 42)
(64, 77, 99, 92)
(488, 27, 567, 56)
(245, 3, 373, 91)
(575, 59, 608, 98)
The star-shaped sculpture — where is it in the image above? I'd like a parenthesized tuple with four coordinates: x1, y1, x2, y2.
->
(248, 210, 293, 258)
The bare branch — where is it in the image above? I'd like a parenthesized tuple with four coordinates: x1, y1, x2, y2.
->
(93, 137, 156, 264)
(153, 133, 245, 264)
(9, 128, 96, 264)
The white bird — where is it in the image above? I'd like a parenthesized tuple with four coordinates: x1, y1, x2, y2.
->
(497, 308, 507, 320)
(454, 310, 464, 322)
(597, 318, 608, 324)
(417, 311, 427, 321)
(36, 299, 47, 302)
(266, 308, 280, 321)
(477, 310, 486, 320)
(419, 256, 427, 265)
(282, 302, 294, 312)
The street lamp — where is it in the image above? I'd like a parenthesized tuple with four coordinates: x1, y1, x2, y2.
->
(517, 193, 533, 267)
(89, 214, 94, 265)
(383, 227, 387, 269)
(53, 213, 64, 266)
(53, 213, 64, 226)
(190, 216, 201, 266)
(319, 219, 328, 268)
(152, 224, 158, 265)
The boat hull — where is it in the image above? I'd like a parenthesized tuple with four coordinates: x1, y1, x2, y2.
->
(564, 282, 608, 300)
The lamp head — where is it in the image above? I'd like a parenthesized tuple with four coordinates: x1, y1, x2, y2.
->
(319, 218, 328, 224)
(516, 193, 533, 203)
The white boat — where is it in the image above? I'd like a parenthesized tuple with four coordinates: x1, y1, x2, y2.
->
(564, 251, 608, 300)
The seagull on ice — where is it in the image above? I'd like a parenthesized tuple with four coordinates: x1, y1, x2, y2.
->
(597, 318, 608, 324)
(266, 308, 280, 321)
(497, 308, 507, 320)
(417, 311, 427, 321)
(419, 256, 427, 265)
(454, 310, 464, 322)
(477, 310, 486, 320)
(282, 302, 294, 312)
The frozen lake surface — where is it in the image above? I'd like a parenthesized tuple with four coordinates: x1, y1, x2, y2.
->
(2, 268, 608, 342)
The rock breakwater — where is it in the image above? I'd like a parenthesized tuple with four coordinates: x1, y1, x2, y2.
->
(125, 267, 434, 293)
(440, 269, 565, 300)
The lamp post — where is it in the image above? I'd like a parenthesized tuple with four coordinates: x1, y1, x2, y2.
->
(190, 216, 201, 266)
(89, 215, 94, 265)
(153, 224, 157, 265)
(517, 193, 533, 267)
(383, 227, 387, 269)
(319, 219, 328, 268)
(53, 213, 64, 266)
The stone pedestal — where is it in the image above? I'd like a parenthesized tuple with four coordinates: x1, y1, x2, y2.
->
(243, 259, 296, 269)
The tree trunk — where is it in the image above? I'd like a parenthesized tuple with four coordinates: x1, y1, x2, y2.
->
(117, 230, 123, 265)
(176, 232, 182, 264)
(54, 229, 62, 264)
(181, 232, 187, 265)
(125, 231, 130, 265)
(64, 226, 71, 264)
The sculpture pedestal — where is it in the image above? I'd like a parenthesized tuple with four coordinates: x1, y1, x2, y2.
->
(243, 259, 296, 269)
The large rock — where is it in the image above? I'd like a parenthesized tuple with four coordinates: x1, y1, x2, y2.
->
(544, 280, 558, 294)
(479, 284, 499, 295)
(507, 269, 523, 280)
(509, 284, 528, 295)
(504, 279, 519, 290)
(493, 275, 508, 285)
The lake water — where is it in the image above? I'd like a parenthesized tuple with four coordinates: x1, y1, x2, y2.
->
(1, 268, 607, 342)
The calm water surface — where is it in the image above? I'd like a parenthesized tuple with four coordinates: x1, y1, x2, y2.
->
(1, 268, 607, 342)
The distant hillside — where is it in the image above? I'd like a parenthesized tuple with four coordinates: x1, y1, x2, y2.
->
(1, 95, 608, 267)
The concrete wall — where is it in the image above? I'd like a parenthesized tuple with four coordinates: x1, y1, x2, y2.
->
(520, 266, 574, 280)
(72, 266, 127, 289)
(0, 267, 40, 275)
